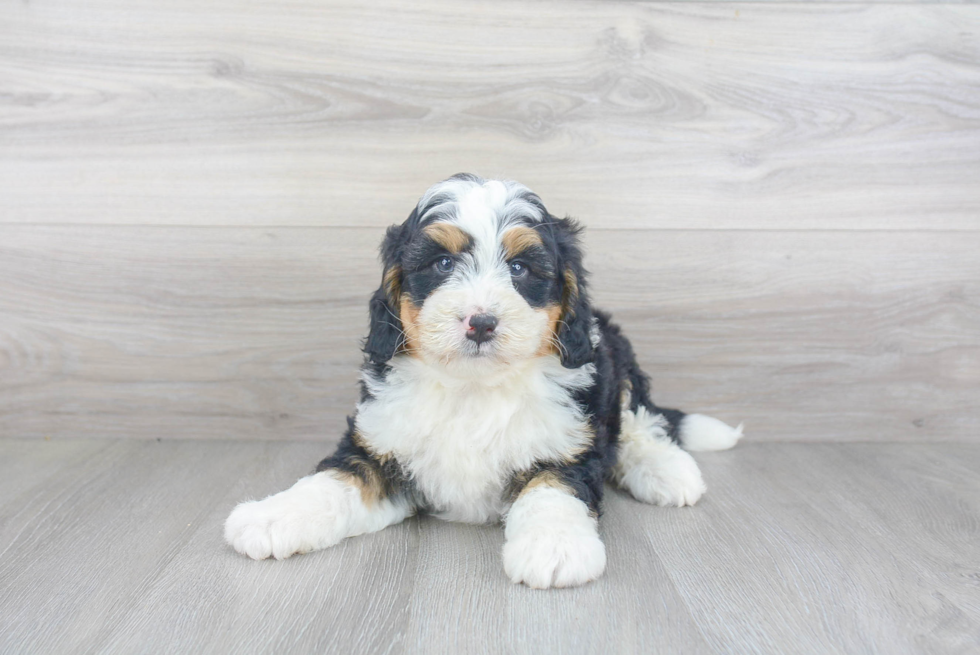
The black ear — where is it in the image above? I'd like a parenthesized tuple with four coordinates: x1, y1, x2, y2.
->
(554, 217, 595, 369)
(363, 223, 406, 365)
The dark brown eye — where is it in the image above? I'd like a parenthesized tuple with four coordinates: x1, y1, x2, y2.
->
(435, 256, 455, 274)
(510, 261, 528, 278)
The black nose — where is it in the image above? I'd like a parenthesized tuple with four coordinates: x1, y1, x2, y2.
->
(466, 313, 498, 345)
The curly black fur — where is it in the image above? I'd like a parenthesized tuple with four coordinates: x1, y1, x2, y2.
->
(319, 176, 687, 517)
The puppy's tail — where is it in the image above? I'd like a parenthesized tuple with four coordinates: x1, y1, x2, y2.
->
(631, 400, 744, 452)
(673, 412, 744, 452)
(608, 310, 743, 452)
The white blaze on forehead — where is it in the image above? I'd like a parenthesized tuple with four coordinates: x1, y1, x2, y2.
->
(418, 177, 544, 228)
(417, 177, 545, 276)
(456, 181, 510, 271)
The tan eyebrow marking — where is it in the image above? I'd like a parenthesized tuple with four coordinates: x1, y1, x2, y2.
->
(501, 226, 544, 260)
(423, 222, 472, 254)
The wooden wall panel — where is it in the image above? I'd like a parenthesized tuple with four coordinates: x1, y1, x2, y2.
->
(1, 226, 976, 442)
(1, 2, 978, 229)
(1, 1, 976, 444)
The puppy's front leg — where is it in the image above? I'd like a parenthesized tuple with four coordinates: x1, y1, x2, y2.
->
(225, 470, 412, 561)
(502, 471, 606, 589)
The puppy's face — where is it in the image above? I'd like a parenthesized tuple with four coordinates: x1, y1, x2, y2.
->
(370, 175, 588, 375)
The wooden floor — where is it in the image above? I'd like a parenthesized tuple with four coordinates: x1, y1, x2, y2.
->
(2, 0, 979, 652)
(1, 438, 978, 654)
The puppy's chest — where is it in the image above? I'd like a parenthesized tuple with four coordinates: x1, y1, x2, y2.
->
(355, 365, 591, 523)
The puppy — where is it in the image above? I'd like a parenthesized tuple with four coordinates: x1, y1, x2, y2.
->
(225, 174, 743, 588)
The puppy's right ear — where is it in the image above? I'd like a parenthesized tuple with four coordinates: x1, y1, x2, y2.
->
(363, 223, 406, 365)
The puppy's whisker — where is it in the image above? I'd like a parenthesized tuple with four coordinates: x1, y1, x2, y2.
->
(380, 304, 411, 351)
(550, 334, 569, 360)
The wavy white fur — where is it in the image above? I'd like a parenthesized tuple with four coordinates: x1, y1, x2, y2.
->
(503, 485, 606, 589)
(357, 357, 596, 523)
(612, 405, 706, 507)
(223, 175, 746, 590)
(679, 413, 744, 452)
(224, 471, 412, 560)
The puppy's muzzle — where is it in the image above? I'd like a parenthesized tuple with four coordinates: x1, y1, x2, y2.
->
(465, 313, 498, 345)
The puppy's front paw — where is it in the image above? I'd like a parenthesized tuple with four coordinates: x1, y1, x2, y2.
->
(224, 501, 277, 560)
(224, 473, 353, 560)
(503, 485, 606, 589)
(503, 526, 606, 589)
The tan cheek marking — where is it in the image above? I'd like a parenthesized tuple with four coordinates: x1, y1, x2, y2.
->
(399, 296, 421, 356)
(501, 226, 543, 260)
(544, 268, 581, 360)
(535, 304, 563, 357)
(423, 222, 471, 254)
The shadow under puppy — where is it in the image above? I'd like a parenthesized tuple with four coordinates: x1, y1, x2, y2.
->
(225, 174, 743, 589)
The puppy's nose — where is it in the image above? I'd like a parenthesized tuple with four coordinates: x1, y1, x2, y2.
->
(466, 313, 498, 345)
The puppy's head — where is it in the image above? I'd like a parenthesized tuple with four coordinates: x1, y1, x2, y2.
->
(364, 174, 593, 375)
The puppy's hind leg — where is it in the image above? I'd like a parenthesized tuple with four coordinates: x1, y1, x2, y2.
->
(611, 402, 707, 508)
(224, 470, 413, 560)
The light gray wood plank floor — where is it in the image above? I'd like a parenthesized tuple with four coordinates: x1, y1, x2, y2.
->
(1, 438, 977, 654)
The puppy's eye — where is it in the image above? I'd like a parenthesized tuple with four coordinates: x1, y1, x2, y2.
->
(510, 261, 528, 278)
(434, 256, 455, 274)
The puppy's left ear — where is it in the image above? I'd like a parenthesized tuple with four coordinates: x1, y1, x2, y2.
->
(363, 223, 406, 364)
(554, 217, 595, 369)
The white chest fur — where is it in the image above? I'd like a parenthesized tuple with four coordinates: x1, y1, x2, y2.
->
(355, 357, 595, 523)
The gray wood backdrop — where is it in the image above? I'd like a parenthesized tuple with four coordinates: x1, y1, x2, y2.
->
(1, 0, 978, 443)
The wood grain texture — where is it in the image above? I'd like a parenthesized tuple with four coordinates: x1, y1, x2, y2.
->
(0, 438, 111, 511)
(0, 439, 268, 652)
(1, 2, 977, 648)
(1, 226, 976, 443)
(0, 439, 977, 653)
(1, 1, 979, 229)
(650, 443, 980, 654)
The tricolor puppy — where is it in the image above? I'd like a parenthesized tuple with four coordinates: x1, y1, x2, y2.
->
(225, 174, 743, 588)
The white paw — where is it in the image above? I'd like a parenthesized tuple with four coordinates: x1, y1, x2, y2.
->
(503, 486, 606, 589)
(613, 433, 706, 507)
(224, 472, 353, 560)
(679, 414, 744, 452)
(631, 446, 706, 507)
(503, 526, 607, 589)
